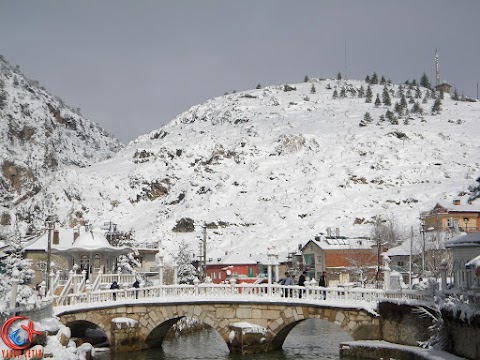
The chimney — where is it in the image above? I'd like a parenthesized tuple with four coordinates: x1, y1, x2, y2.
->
(453, 199, 461, 206)
(53, 230, 59, 245)
(335, 228, 340, 238)
(326, 227, 332, 237)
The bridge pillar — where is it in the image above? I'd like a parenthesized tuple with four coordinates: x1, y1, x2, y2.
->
(110, 317, 144, 352)
(227, 323, 272, 354)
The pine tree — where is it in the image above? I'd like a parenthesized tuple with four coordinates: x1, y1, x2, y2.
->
(452, 88, 459, 101)
(378, 114, 386, 123)
(400, 94, 408, 108)
(256, 84, 262, 89)
(3, 229, 34, 285)
(438, 90, 444, 99)
(0, 225, 37, 307)
(382, 85, 391, 106)
(0, 79, 6, 110)
(332, 89, 338, 99)
(340, 87, 347, 98)
(408, 96, 415, 104)
(365, 85, 373, 103)
(431, 98, 442, 114)
(365, 75, 371, 84)
(176, 240, 198, 284)
(304, 75, 309, 82)
(358, 85, 365, 98)
(420, 72, 431, 89)
(412, 101, 423, 114)
(310, 84, 316, 94)
(337, 72, 342, 80)
(415, 86, 422, 99)
(371, 72, 378, 84)
(386, 110, 395, 121)
(412, 79, 417, 87)
(360, 112, 373, 126)
(380, 75, 386, 85)
(394, 102, 404, 116)
(396, 84, 404, 98)
(374, 93, 381, 107)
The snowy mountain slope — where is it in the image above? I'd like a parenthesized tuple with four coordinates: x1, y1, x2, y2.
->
(14, 78, 480, 260)
(0, 55, 123, 228)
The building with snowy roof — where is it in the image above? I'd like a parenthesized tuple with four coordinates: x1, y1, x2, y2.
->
(301, 235, 377, 286)
(206, 252, 259, 284)
(24, 224, 134, 283)
(420, 198, 480, 233)
(445, 232, 480, 289)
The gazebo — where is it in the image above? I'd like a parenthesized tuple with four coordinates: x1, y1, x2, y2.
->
(52, 228, 133, 277)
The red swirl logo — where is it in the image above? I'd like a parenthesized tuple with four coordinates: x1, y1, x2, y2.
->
(1, 316, 43, 350)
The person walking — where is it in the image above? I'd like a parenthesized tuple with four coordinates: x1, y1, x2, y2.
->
(133, 279, 140, 299)
(318, 271, 328, 299)
(283, 272, 294, 298)
(110, 280, 120, 301)
(298, 271, 306, 298)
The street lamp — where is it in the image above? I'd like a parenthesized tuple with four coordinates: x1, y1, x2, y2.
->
(421, 224, 434, 276)
(45, 215, 57, 292)
(194, 223, 207, 282)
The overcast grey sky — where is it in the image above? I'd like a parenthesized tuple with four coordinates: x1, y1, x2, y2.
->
(1, 1, 479, 142)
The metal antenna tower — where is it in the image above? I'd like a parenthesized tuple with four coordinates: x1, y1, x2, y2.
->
(435, 49, 440, 86)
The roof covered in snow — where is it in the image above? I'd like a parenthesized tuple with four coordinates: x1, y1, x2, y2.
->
(445, 232, 480, 249)
(52, 229, 133, 254)
(207, 252, 257, 265)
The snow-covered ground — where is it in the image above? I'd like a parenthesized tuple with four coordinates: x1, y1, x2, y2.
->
(15, 78, 478, 264)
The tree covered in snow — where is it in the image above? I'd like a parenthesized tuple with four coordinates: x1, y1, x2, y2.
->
(176, 240, 197, 284)
(2, 226, 34, 285)
(114, 233, 141, 274)
(468, 176, 480, 202)
(0, 225, 37, 309)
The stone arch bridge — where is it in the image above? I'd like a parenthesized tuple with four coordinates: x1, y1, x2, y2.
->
(57, 300, 380, 354)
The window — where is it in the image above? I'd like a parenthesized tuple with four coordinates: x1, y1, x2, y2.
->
(80, 255, 89, 271)
(304, 254, 314, 266)
(398, 261, 404, 267)
(93, 254, 100, 269)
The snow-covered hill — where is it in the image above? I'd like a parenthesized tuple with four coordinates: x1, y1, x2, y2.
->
(7, 75, 480, 260)
(0, 55, 123, 231)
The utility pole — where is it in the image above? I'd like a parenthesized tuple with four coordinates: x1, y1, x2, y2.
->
(202, 224, 207, 281)
(409, 226, 413, 289)
(421, 223, 426, 276)
(45, 217, 54, 292)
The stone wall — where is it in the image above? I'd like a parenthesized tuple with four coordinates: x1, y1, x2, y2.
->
(441, 309, 480, 359)
(378, 302, 432, 346)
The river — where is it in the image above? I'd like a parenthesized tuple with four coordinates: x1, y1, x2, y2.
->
(94, 319, 369, 360)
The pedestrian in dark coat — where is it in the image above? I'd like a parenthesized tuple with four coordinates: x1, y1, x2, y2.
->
(133, 279, 140, 299)
(298, 271, 306, 298)
(318, 271, 328, 299)
(110, 280, 120, 300)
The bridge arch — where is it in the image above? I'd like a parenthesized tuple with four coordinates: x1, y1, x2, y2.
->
(57, 301, 379, 353)
(65, 319, 109, 347)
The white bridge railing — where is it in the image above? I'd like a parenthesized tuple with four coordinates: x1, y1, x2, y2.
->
(53, 282, 436, 308)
